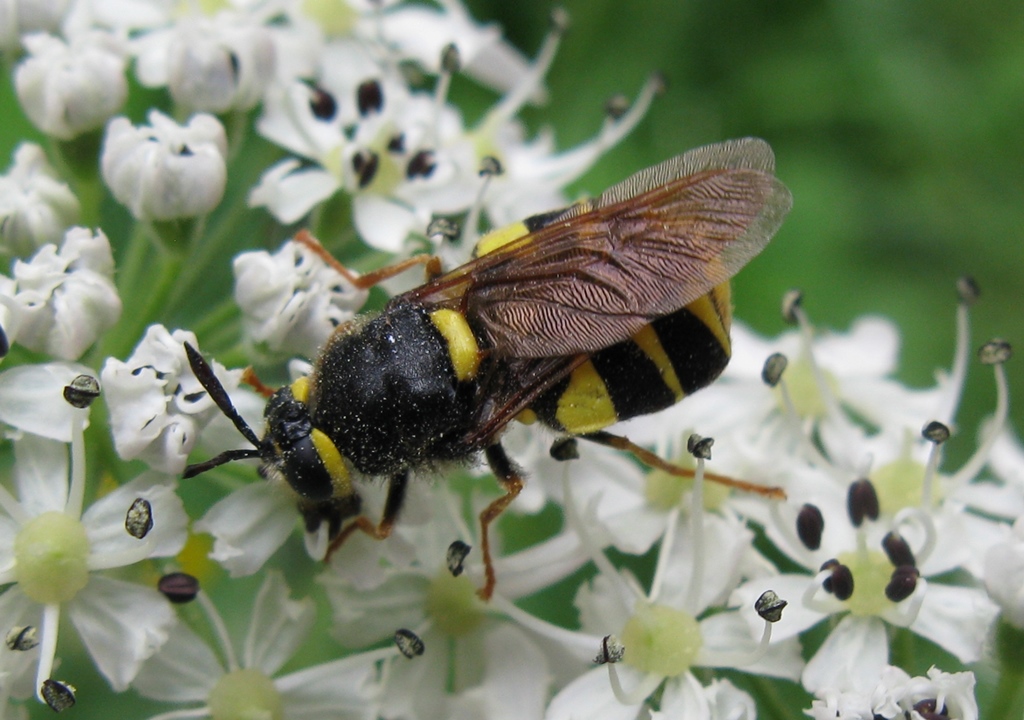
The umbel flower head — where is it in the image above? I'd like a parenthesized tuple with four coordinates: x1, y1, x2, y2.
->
(0, 372, 187, 710)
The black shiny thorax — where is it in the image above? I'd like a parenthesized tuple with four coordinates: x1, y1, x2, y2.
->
(309, 299, 479, 476)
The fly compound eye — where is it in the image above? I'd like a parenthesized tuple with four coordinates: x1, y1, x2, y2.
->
(280, 434, 336, 502)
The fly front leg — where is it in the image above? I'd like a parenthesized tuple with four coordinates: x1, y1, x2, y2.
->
(478, 443, 524, 601)
(323, 471, 410, 561)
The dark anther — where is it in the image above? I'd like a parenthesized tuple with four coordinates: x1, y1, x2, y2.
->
(125, 498, 154, 539)
(352, 150, 379, 188)
(357, 79, 384, 116)
(884, 565, 919, 602)
(604, 94, 629, 120)
(158, 572, 200, 604)
(921, 420, 950, 444)
(440, 43, 461, 74)
(407, 150, 436, 179)
(755, 590, 787, 623)
(63, 374, 101, 408)
(593, 635, 624, 664)
(426, 218, 459, 244)
(549, 438, 579, 462)
(822, 562, 854, 601)
(847, 478, 879, 527)
(781, 289, 803, 325)
(41, 679, 76, 712)
(446, 540, 471, 577)
(549, 7, 571, 33)
(796, 504, 824, 551)
(0, 324, 8, 358)
(309, 87, 337, 120)
(686, 433, 713, 460)
(978, 339, 1011, 365)
(881, 531, 916, 568)
(387, 133, 405, 153)
(6, 625, 38, 651)
(761, 352, 788, 387)
(956, 276, 980, 305)
(394, 628, 425, 658)
(479, 156, 503, 177)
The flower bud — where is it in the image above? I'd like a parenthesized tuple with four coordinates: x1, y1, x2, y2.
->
(101, 110, 227, 221)
(0, 143, 80, 256)
(0, 0, 70, 53)
(15, 31, 127, 140)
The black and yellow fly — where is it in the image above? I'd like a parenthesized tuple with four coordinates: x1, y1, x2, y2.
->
(184, 137, 792, 599)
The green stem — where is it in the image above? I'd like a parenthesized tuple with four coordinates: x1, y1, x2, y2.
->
(104, 248, 185, 360)
(989, 622, 1024, 717)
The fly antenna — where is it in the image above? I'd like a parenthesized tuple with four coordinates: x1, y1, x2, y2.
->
(183, 342, 263, 475)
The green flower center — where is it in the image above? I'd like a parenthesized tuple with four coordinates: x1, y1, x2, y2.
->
(426, 570, 485, 637)
(14, 511, 90, 604)
(837, 550, 894, 617)
(620, 604, 702, 676)
(645, 463, 730, 512)
(301, 0, 359, 37)
(208, 669, 284, 720)
(773, 354, 836, 420)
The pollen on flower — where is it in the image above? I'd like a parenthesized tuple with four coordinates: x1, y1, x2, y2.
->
(14, 511, 90, 604)
(208, 668, 283, 720)
(619, 604, 702, 677)
(425, 569, 485, 637)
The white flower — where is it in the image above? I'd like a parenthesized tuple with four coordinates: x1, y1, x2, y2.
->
(0, 375, 187, 707)
(0, 143, 80, 257)
(233, 238, 369, 359)
(318, 484, 589, 719)
(14, 31, 127, 140)
(733, 471, 998, 695)
(0, 0, 70, 53)
(0, 361, 90, 440)
(805, 665, 978, 720)
(984, 515, 1024, 628)
(7, 227, 121, 361)
(100, 325, 251, 475)
(133, 12, 276, 113)
(101, 110, 227, 221)
(132, 571, 383, 720)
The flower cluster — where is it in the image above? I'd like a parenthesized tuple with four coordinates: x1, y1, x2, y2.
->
(0, 2, 1018, 719)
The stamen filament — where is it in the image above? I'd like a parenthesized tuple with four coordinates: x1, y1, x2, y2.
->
(938, 301, 971, 424)
(885, 578, 927, 627)
(67, 409, 87, 519)
(921, 441, 942, 509)
(803, 570, 840, 613)
(648, 506, 679, 604)
(489, 594, 605, 657)
(684, 457, 706, 614)
(484, 17, 563, 131)
(146, 708, 212, 720)
(197, 590, 238, 672)
(561, 467, 636, 615)
(607, 665, 663, 706)
(891, 507, 937, 568)
(698, 617, 773, 668)
(776, 377, 834, 472)
(34, 603, 61, 704)
(950, 363, 1009, 486)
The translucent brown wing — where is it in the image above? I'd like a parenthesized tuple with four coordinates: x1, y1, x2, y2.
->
(406, 137, 792, 359)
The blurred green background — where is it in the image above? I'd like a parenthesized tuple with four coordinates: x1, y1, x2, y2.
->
(467, 0, 1024, 453)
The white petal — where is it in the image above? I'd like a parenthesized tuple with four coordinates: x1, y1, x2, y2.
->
(457, 625, 551, 720)
(801, 615, 888, 694)
(82, 472, 187, 559)
(704, 678, 757, 720)
(910, 583, 998, 662)
(320, 571, 429, 650)
(0, 361, 90, 441)
(0, 587, 43, 699)
(244, 570, 315, 676)
(543, 665, 640, 720)
(352, 193, 424, 254)
(13, 433, 68, 515)
(194, 482, 297, 577)
(131, 620, 223, 702)
(248, 160, 340, 224)
(274, 651, 382, 720)
(68, 575, 175, 690)
(699, 612, 803, 680)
